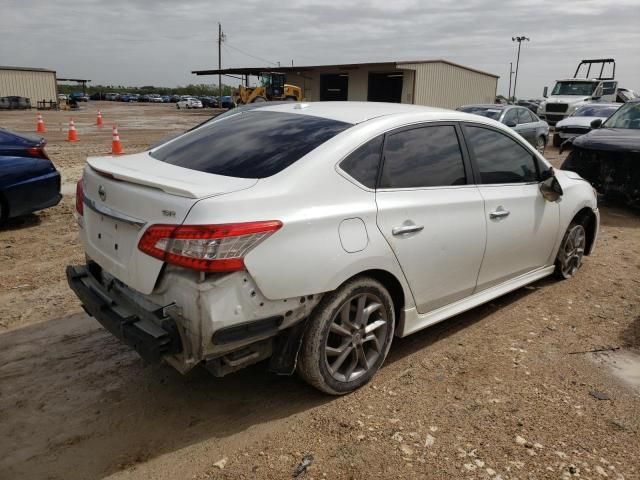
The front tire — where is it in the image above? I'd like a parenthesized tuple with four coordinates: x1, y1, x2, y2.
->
(554, 221, 587, 279)
(297, 276, 395, 395)
(536, 135, 546, 155)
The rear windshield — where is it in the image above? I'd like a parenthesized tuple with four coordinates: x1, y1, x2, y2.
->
(150, 110, 352, 178)
(458, 106, 502, 120)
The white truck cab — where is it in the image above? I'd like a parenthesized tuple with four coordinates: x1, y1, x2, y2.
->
(538, 59, 618, 126)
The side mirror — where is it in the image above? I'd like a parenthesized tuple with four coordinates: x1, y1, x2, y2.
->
(590, 118, 602, 129)
(540, 167, 563, 202)
(592, 85, 603, 99)
(505, 120, 517, 128)
(543, 86, 548, 98)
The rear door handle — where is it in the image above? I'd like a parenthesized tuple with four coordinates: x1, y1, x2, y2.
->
(489, 208, 510, 219)
(392, 224, 424, 236)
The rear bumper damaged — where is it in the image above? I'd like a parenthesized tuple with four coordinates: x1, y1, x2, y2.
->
(66, 262, 321, 376)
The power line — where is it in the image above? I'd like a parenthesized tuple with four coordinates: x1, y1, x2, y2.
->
(223, 42, 278, 66)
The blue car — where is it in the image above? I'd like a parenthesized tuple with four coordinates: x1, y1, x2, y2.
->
(0, 128, 61, 223)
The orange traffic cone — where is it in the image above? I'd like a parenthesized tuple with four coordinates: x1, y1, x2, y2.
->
(96, 110, 104, 127)
(111, 125, 124, 154)
(66, 118, 79, 142)
(36, 113, 46, 133)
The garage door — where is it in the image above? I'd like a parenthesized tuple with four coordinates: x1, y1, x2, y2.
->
(368, 72, 403, 103)
(320, 74, 349, 101)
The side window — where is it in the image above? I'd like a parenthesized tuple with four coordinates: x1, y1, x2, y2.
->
(503, 109, 518, 126)
(463, 125, 539, 184)
(339, 136, 383, 188)
(380, 125, 466, 189)
(517, 108, 533, 124)
(602, 81, 617, 95)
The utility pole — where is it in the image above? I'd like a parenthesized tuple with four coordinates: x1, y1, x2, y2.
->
(507, 62, 514, 102)
(511, 36, 529, 102)
(218, 23, 224, 98)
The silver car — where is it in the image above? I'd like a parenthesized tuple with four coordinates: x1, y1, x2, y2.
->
(458, 104, 550, 154)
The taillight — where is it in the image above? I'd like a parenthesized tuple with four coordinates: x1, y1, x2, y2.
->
(138, 221, 282, 272)
(26, 146, 50, 160)
(75, 179, 84, 216)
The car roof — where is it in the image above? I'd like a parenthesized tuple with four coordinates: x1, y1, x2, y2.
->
(253, 101, 470, 124)
(459, 104, 509, 110)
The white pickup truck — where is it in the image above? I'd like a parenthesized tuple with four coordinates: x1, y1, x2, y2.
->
(537, 59, 618, 126)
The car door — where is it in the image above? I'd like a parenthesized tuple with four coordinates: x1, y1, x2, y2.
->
(461, 124, 560, 291)
(375, 123, 486, 314)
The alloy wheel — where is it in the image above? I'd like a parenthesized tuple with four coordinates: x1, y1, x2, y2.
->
(324, 293, 389, 383)
(559, 224, 586, 278)
(536, 136, 546, 154)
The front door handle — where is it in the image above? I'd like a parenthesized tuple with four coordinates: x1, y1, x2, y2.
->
(392, 224, 424, 236)
(489, 208, 510, 219)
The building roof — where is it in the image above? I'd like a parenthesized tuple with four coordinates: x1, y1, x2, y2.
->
(0, 65, 56, 73)
(192, 59, 499, 79)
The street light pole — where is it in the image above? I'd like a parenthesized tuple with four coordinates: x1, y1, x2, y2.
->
(511, 35, 529, 102)
(508, 62, 514, 102)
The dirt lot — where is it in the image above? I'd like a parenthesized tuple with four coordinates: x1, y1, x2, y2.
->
(0, 102, 638, 480)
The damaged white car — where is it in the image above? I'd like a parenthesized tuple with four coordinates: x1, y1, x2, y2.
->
(68, 102, 599, 394)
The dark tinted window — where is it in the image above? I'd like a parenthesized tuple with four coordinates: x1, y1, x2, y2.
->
(380, 125, 466, 189)
(464, 126, 538, 184)
(340, 136, 383, 188)
(150, 111, 352, 178)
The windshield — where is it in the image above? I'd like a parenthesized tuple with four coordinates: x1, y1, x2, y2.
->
(457, 106, 502, 120)
(150, 111, 352, 178)
(551, 81, 597, 96)
(573, 105, 620, 118)
(602, 102, 640, 129)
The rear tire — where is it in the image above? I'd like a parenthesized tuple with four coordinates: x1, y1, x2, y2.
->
(552, 133, 561, 148)
(297, 276, 395, 395)
(554, 220, 587, 279)
(536, 136, 546, 155)
(252, 96, 267, 103)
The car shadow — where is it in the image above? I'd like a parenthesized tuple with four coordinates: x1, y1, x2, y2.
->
(0, 213, 41, 231)
(598, 201, 640, 228)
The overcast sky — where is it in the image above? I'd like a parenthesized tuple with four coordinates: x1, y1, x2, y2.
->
(2, 0, 639, 98)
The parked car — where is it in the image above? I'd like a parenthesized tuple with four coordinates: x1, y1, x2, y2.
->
(128, 94, 140, 103)
(67, 102, 598, 394)
(457, 104, 549, 154)
(553, 103, 620, 147)
(516, 99, 541, 113)
(104, 93, 119, 101)
(161, 95, 172, 103)
(219, 95, 235, 109)
(0, 128, 61, 223)
(561, 99, 640, 207)
(0, 96, 32, 110)
(69, 92, 89, 102)
(170, 95, 181, 103)
(58, 93, 68, 101)
(200, 96, 218, 108)
(176, 97, 203, 109)
(149, 94, 163, 103)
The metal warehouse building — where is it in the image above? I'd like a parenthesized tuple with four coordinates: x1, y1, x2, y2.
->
(0, 66, 57, 104)
(193, 59, 498, 109)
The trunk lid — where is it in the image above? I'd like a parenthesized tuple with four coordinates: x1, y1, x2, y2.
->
(82, 152, 257, 294)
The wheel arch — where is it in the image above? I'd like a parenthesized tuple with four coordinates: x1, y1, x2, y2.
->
(338, 268, 407, 329)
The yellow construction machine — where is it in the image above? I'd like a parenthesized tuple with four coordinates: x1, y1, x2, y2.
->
(233, 72, 303, 104)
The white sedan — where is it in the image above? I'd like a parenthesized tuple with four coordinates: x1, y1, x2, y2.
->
(176, 97, 202, 109)
(68, 102, 599, 394)
(553, 103, 621, 146)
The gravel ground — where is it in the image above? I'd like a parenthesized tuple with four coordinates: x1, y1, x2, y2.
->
(0, 102, 638, 480)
